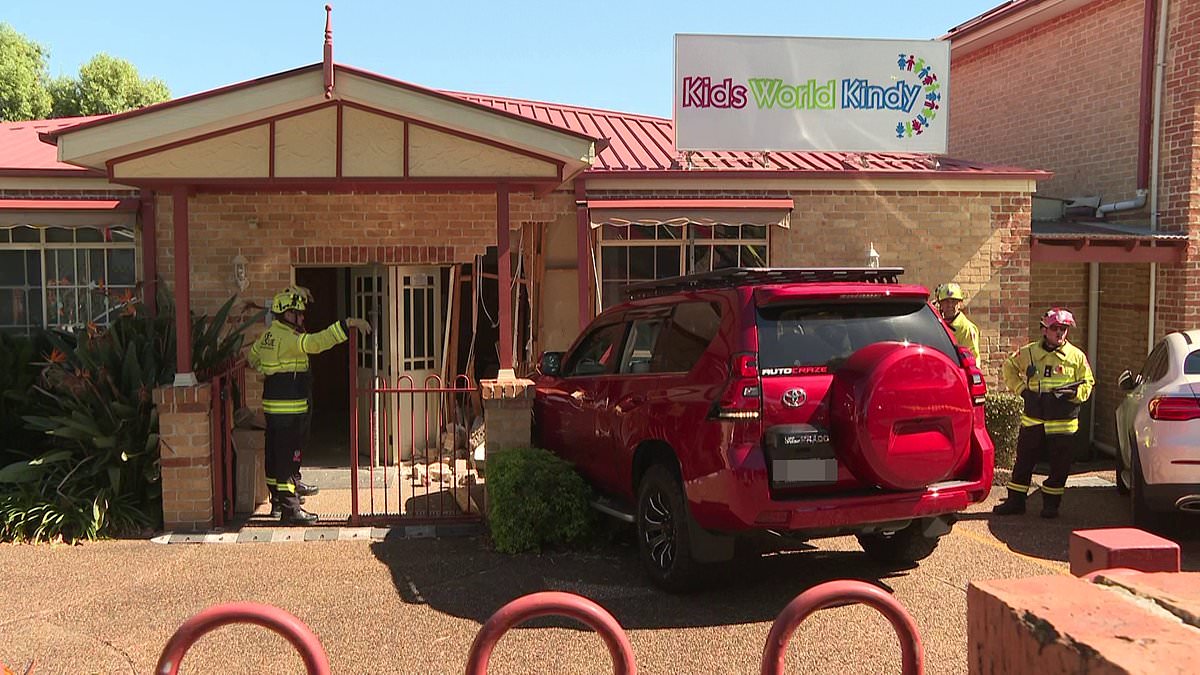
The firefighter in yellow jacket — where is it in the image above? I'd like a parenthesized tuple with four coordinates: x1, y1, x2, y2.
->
(249, 286, 371, 525)
(993, 308, 1094, 519)
(932, 282, 980, 362)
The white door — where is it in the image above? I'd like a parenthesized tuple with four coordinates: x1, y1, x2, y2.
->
(351, 266, 391, 465)
(389, 266, 444, 462)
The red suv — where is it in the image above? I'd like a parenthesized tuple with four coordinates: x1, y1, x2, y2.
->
(533, 268, 993, 590)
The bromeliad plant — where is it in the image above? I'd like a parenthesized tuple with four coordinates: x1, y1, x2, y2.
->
(0, 284, 263, 543)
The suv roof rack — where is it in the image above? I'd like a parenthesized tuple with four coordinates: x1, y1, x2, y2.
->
(624, 267, 905, 300)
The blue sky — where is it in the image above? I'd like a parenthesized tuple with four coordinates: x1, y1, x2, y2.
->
(6, 0, 1002, 118)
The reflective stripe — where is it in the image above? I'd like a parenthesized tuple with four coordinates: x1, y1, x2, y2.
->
(263, 399, 309, 414)
(257, 358, 309, 375)
(276, 482, 296, 493)
(1007, 482, 1030, 494)
(1041, 485, 1066, 495)
(1020, 414, 1043, 427)
(266, 478, 277, 487)
(1044, 419, 1078, 435)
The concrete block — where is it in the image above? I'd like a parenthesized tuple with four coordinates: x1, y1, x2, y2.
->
(969, 573, 1200, 674)
(1069, 528, 1180, 577)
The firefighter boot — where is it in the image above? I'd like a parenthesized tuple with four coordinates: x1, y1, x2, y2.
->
(992, 489, 1027, 515)
(269, 495, 304, 519)
(295, 480, 320, 497)
(280, 507, 319, 526)
(1040, 493, 1062, 519)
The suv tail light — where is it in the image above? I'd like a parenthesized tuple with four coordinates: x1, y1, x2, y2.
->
(1148, 395, 1200, 421)
(959, 347, 987, 405)
(713, 352, 761, 420)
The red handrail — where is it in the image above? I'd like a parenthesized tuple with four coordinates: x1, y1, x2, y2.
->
(760, 580, 924, 675)
(464, 591, 637, 675)
(155, 602, 330, 675)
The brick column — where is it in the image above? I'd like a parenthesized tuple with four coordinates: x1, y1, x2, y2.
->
(480, 376, 534, 458)
(154, 384, 213, 531)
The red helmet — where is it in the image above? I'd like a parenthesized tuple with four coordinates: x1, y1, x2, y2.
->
(1041, 307, 1076, 328)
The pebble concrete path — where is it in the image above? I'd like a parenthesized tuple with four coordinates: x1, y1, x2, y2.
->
(1, 471, 1196, 674)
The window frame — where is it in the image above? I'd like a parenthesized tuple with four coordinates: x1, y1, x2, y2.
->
(0, 223, 138, 334)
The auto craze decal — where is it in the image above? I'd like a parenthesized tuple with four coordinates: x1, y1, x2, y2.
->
(761, 365, 829, 376)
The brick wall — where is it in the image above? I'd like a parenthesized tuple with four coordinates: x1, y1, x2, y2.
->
(1097, 263, 1153, 446)
(480, 378, 534, 456)
(772, 189, 1031, 379)
(949, 0, 1145, 204)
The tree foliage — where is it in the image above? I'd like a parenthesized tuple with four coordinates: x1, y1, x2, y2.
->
(0, 23, 52, 121)
(0, 23, 169, 122)
(50, 53, 170, 118)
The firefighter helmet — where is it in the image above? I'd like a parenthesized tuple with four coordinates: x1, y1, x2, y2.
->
(933, 282, 965, 302)
(271, 286, 309, 314)
(1041, 307, 1076, 328)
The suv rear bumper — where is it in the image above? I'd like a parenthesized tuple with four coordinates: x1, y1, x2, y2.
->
(686, 445, 992, 533)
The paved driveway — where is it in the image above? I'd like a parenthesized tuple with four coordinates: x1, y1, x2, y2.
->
(1, 474, 1196, 674)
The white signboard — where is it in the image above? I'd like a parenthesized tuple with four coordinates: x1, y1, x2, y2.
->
(674, 34, 949, 153)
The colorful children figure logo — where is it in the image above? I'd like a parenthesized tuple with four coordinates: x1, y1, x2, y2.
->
(895, 53, 940, 139)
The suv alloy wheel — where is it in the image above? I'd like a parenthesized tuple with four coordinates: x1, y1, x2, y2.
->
(637, 464, 701, 592)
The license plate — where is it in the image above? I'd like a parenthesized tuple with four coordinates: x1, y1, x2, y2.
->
(773, 458, 838, 483)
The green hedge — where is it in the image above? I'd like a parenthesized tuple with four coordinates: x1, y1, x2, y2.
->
(486, 447, 593, 554)
(985, 392, 1023, 470)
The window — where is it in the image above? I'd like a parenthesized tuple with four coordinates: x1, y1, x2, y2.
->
(651, 302, 722, 373)
(0, 224, 136, 334)
(756, 301, 957, 371)
(1184, 349, 1200, 375)
(598, 222, 768, 309)
(619, 318, 664, 374)
(563, 322, 626, 377)
(1140, 342, 1169, 383)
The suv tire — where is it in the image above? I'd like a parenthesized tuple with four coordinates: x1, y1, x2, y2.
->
(1115, 433, 1132, 496)
(856, 521, 942, 565)
(637, 464, 702, 592)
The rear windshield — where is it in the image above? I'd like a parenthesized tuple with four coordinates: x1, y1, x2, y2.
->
(1185, 349, 1200, 375)
(756, 301, 958, 371)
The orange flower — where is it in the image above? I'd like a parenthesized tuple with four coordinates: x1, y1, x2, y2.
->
(46, 349, 67, 364)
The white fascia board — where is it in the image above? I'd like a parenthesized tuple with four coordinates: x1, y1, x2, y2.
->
(58, 70, 327, 170)
(947, 0, 1094, 58)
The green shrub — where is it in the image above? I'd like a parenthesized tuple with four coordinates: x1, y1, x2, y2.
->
(0, 284, 262, 543)
(486, 447, 593, 554)
(985, 392, 1023, 470)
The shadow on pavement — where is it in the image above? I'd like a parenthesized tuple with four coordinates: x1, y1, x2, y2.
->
(369, 533, 916, 630)
(962, 485, 1200, 571)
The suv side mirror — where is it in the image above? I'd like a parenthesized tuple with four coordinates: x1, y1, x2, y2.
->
(538, 351, 564, 377)
(1117, 369, 1141, 391)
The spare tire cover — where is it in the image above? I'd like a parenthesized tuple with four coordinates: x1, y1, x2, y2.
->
(830, 341, 972, 490)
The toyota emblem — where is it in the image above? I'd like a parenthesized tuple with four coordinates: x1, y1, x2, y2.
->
(781, 388, 807, 408)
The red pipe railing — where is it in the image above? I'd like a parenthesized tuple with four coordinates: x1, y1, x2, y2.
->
(464, 591, 637, 675)
(155, 602, 330, 675)
(760, 579, 924, 675)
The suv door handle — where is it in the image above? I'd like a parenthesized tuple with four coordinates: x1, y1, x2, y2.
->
(570, 390, 591, 403)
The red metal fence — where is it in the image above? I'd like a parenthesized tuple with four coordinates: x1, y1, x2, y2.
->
(208, 360, 247, 529)
(348, 330, 481, 526)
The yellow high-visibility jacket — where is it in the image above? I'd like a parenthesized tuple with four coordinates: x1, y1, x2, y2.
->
(1002, 339, 1094, 435)
(248, 319, 348, 415)
(946, 312, 981, 363)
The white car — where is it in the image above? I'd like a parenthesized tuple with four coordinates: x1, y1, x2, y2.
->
(1115, 330, 1200, 529)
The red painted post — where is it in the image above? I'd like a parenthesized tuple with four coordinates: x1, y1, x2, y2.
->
(465, 591, 636, 675)
(760, 580, 923, 675)
(349, 329, 360, 526)
(155, 602, 330, 675)
(171, 186, 194, 384)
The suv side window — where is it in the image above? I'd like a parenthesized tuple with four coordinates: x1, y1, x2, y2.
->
(563, 322, 626, 377)
(1140, 342, 1169, 383)
(652, 301, 722, 373)
(620, 319, 664, 374)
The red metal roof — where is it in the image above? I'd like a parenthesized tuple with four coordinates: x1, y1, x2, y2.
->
(0, 116, 106, 174)
(1, 88, 1048, 180)
(453, 92, 1047, 178)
